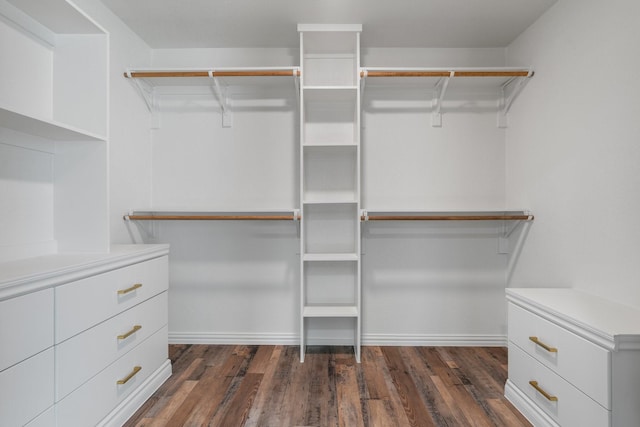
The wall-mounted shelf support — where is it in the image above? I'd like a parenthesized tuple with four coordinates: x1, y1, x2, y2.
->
(498, 68, 533, 128)
(208, 71, 232, 127)
(432, 71, 454, 127)
(125, 70, 160, 128)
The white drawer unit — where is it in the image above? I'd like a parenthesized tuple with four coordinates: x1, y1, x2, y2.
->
(56, 291, 168, 400)
(0, 348, 54, 427)
(0, 288, 53, 371)
(0, 244, 171, 427)
(55, 255, 169, 343)
(57, 326, 169, 427)
(505, 288, 640, 427)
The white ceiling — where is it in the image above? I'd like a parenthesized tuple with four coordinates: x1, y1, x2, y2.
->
(101, 0, 557, 49)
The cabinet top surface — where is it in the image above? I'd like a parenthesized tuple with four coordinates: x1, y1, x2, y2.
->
(507, 288, 640, 342)
(0, 244, 169, 298)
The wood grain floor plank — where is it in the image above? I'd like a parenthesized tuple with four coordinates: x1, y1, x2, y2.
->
(381, 346, 437, 427)
(336, 360, 365, 427)
(125, 345, 531, 427)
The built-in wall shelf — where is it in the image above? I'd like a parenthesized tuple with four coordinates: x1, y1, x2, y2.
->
(0, 0, 108, 263)
(0, 106, 105, 142)
(360, 66, 533, 128)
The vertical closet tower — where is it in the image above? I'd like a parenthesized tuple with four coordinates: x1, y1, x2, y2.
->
(298, 24, 362, 362)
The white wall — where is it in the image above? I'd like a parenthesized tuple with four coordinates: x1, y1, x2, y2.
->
(506, 0, 640, 306)
(145, 46, 515, 344)
(72, 0, 153, 246)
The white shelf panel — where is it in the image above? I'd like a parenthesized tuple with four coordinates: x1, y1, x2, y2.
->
(0, 106, 105, 141)
(303, 196, 358, 205)
(303, 253, 358, 262)
(303, 141, 358, 148)
(303, 305, 358, 318)
(303, 86, 358, 100)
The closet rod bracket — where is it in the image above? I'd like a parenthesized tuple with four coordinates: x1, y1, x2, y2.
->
(209, 71, 233, 127)
(498, 68, 534, 128)
(431, 71, 454, 127)
(125, 69, 160, 129)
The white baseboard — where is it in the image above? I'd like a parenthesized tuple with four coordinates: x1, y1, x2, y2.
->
(169, 332, 507, 347)
(98, 360, 172, 427)
(504, 379, 558, 427)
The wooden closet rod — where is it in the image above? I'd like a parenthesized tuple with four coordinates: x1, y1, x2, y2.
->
(124, 70, 301, 78)
(361, 214, 534, 221)
(125, 214, 301, 221)
(361, 70, 532, 78)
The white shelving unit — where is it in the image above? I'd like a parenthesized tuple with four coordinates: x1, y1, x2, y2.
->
(299, 24, 362, 362)
(0, 0, 108, 263)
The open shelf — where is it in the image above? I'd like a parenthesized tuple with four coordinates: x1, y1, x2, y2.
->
(0, 106, 105, 142)
(303, 253, 359, 262)
(303, 305, 359, 318)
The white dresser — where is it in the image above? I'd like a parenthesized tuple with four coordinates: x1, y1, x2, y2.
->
(0, 244, 171, 427)
(505, 288, 640, 427)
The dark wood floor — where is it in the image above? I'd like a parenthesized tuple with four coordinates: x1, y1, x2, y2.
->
(124, 345, 530, 427)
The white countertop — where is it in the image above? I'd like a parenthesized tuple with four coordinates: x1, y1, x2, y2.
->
(0, 244, 169, 300)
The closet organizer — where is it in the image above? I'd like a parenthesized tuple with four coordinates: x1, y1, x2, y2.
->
(124, 25, 535, 363)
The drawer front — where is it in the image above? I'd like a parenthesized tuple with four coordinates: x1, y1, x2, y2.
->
(509, 343, 610, 427)
(508, 302, 610, 408)
(0, 348, 54, 427)
(56, 255, 168, 343)
(56, 291, 168, 400)
(56, 325, 168, 427)
(0, 288, 53, 371)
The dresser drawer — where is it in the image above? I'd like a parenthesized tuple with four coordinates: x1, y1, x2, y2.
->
(508, 302, 610, 408)
(56, 291, 168, 400)
(0, 288, 53, 371)
(509, 343, 610, 426)
(56, 325, 168, 427)
(0, 348, 54, 427)
(56, 255, 168, 343)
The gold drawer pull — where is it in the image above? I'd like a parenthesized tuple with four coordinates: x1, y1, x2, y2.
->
(117, 325, 142, 340)
(529, 380, 558, 402)
(529, 336, 558, 353)
(117, 366, 142, 385)
(117, 283, 142, 295)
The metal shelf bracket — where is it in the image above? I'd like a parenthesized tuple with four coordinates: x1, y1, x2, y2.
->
(125, 69, 160, 129)
(432, 71, 454, 127)
(497, 68, 534, 128)
(208, 70, 233, 127)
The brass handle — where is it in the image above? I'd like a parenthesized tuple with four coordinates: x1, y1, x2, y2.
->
(117, 366, 142, 385)
(117, 325, 142, 340)
(117, 283, 142, 295)
(529, 380, 558, 402)
(529, 336, 558, 353)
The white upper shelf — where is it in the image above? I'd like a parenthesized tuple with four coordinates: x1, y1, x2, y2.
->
(124, 67, 301, 88)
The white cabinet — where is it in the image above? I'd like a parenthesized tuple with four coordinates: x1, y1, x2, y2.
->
(505, 288, 640, 426)
(299, 24, 362, 362)
(0, 0, 108, 262)
(0, 245, 171, 427)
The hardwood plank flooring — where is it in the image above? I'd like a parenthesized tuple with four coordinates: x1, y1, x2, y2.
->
(124, 345, 530, 427)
